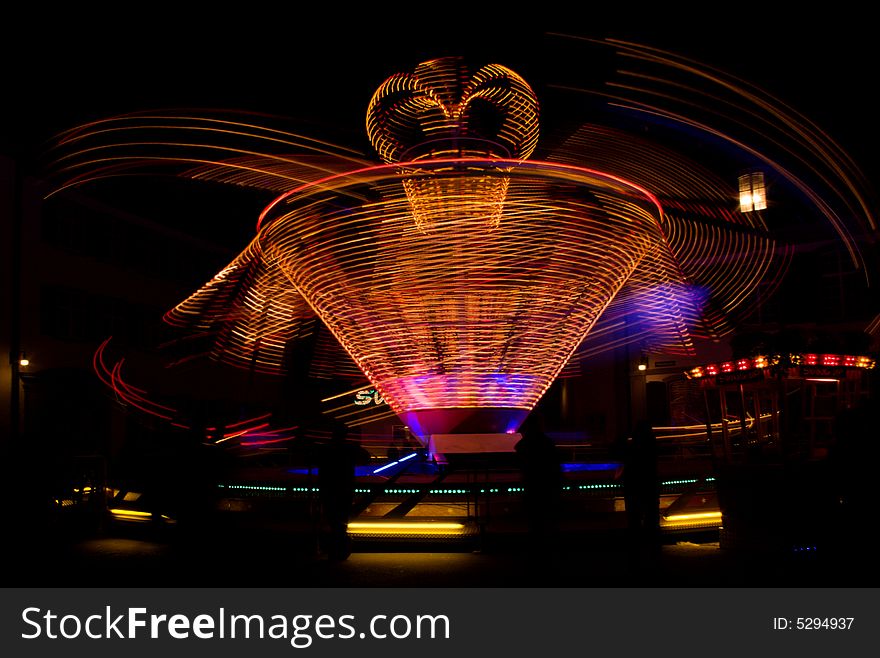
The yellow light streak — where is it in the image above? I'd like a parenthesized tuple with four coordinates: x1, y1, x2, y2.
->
(109, 508, 153, 522)
(347, 521, 465, 534)
(663, 511, 722, 523)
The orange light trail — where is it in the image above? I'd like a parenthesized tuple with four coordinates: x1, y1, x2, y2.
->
(45, 111, 371, 199)
(48, 49, 876, 441)
(257, 157, 666, 435)
(548, 35, 875, 281)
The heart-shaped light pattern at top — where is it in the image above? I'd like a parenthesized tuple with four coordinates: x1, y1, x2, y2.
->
(367, 58, 540, 232)
(259, 160, 665, 437)
(367, 57, 539, 163)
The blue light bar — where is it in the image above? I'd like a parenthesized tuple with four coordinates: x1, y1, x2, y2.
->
(561, 462, 621, 472)
(372, 451, 419, 475)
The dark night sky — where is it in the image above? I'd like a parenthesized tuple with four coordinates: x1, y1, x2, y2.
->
(3, 9, 876, 158)
(3, 7, 877, 253)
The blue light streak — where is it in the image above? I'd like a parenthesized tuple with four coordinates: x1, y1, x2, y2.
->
(561, 462, 620, 472)
(372, 451, 419, 475)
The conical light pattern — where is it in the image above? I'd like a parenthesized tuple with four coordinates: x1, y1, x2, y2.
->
(259, 159, 664, 436)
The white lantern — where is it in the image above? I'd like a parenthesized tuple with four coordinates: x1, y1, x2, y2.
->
(739, 172, 767, 212)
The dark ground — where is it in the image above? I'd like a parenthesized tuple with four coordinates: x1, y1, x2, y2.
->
(10, 519, 875, 588)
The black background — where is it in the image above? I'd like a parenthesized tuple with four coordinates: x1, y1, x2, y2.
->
(3, 6, 876, 179)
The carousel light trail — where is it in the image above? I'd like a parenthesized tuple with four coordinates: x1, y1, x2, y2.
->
(40, 46, 876, 444)
(257, 156, 666, 436)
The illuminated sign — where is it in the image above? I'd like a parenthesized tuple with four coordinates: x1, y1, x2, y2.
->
(801, 366, 846, 380)
(715, 370, 765, 385)
(354, 389, 386, 406)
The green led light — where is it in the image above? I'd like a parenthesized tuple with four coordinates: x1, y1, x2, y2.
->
(222, 484, 287, 491)
(662, 478, 698, 486)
